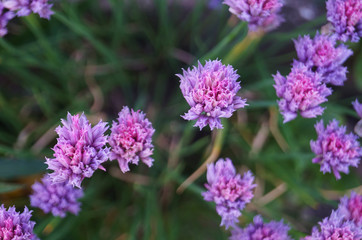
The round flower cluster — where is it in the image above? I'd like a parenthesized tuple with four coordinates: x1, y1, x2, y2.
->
(109, 106, 155, 173)
(30, 175, 84, 218)
(202, 158, 256, 229)
(337, 191, 362, 225)
(178, 60, 247, 130)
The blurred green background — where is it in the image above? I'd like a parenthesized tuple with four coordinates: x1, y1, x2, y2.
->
(0, 0, 361, 239)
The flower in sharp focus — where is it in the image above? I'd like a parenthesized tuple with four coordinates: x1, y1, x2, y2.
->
(178, 60, 247, 130)
(202, 158, 256, 229)
(230, 215, 292, 240)
(0, 204, 37, 240)
(326, 0, 362, 42)
(303, 210, 362, 240)
(109, 106, 155, 173)
(273, 62, 332, 123)
(223, 0, 283, 32)
(46, 113, 109, 188)
(337, 191, 362, 226)
(310, 119, 361, 180)
(294, 32, 353, 86)
(30, 175, 84, 218)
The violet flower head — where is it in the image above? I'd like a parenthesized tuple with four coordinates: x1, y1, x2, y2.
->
(46, 113, 110, 188)
(0, 3, 15, 37)
(310, 119, 361, 180)
(326, 0, 362, 42)
(0, 204, 37, 240)
(178, 60, 247, 130)
(30, 175, 84, 218)
(303, 210, 362, 240)
(223, 0, 283, 32)
(294, 32, 353, 86)
(352, 99, 362, 119)
(2, 0, 53, 19)
(230, 215, 292, 240)
(202, 158, 256, 229)
(337, 191, 362, 225)
(109, 106, 155, 173)
(273, 62, 332, 123)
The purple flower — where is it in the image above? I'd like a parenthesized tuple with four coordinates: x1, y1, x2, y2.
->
(352, 99, 362, 119)
(326, 0, 362, 42)
(0, 3, 14, 37)
(30, 175, 84, 218)
(209, 0, 222, 9)
(310, 119, 361, 180)
(0, 204, 37, 240)
(230, 215, 292, 240)
(178, 60, 247, 130)
(46, 113, 110, 188)
(223, 0, 283, 32)
(303, 210, 362, 240)
(337, 191, 362, 226)
(109, 106, 155, 173)
(294, 32, 353, 86)
(273, 62, 332, 123)
(3, 0, 53, 19)
(202, 158, 256, 229)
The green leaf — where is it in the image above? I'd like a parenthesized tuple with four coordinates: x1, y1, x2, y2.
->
(0, 182, 23, 193)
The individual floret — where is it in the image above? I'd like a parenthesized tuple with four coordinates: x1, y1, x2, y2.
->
(326, 0, 362, 42)
(352, 99, 362, 119)
(230, 215, 292, 240)
(30, 175, 84, 218)
(46, 113, 110, 188)
(178, 60, 247, 130)
(223, 0, 283, 32)
(310, 119, 361, 180)
(337, 191, 361, 226)
(294, 32, 353, 86)
(273, 62, 332, 123)
(0, 204, 37, 240)
(202, 158, 256, 229)
(303, 210, 362, 240)
(109, 106, 155, 173)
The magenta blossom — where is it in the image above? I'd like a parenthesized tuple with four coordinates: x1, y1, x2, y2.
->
(46, 113, 110, 188)
(230, 215, 292, 240)
(0, 205, 37, 240)
(30, 175, 84, 218)
(326, 0, 362, 42)
(273, 62, 332, 123)
(337, 191, 362, 226)
(310, 119, 361, 180)
(109, 106, 155, 173)
(178, 60, 247, 130)
(223, 0, 283, 32)
(294, 32, 353, 86)
(202, 158, 256, 229)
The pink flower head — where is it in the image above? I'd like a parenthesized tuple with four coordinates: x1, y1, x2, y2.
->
(294, 32, 353, 86)
(223, 0, 283, 32)
(46, 113, 110, 188)
(326, 0, 362, 42)
(303, 210, 362, 240)
(30, 175, 84, 218)
(109, 106, 155, 173)
(202, 158, 256, 229)
(0, 204, 37, 240)
(310, 119, 361, 180)
(273, 62, 332, 123)
(337, 191, 362, 225)
(230, 215, 292, 240)
(178, 60, 247, 130)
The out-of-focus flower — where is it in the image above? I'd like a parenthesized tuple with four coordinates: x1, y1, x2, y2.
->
(178, 60, 247, 130)
(273, 63, 332, 123)
(0, 204, 37, 240)
(294, 32, 353, 86)
(202, 158, 256, 229)
(326, 0, 362, 42)
(109, 106, 155, 173)
(209, 0, 222, 9)
(337, 191, 362, 226)
(352, 99, 362, 119)
(230, 215, 292, 240)
(3, 0, 53, 18)
(30, 175, 84, 218)
(303, 210, 362, 240)
(46, 113, 109, 188)
(223, 0, 283, 32)
(0, 3, 14, 37)
(310, 119, 361, 180)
